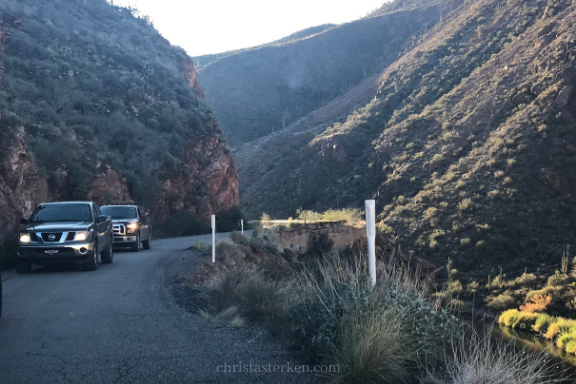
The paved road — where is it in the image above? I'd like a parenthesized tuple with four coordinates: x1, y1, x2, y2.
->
(0, 231, 324, 384)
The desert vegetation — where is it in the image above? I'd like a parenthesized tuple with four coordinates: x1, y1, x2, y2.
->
(0, 0, 223, 206)
(232, 0, 576, 279)
(188, 230, 565, 383)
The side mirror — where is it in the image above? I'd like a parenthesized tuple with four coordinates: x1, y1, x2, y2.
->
(20, 218, 29, 225)
(97, 215, 107, 223)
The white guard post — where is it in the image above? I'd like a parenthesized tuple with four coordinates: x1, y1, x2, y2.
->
(365, 200, 376, 286)
(211, 215, 216, 263)
(241, 219, 244, 235)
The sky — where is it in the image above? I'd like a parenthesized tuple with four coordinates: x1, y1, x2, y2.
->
(111, 0, 387, 57)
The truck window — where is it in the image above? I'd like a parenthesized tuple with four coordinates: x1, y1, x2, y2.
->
(30, 204, 93, 223)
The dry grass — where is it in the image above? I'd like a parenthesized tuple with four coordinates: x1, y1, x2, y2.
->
(425, 330, 565, 384)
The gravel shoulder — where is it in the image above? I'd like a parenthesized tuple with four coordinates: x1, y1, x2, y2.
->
(163, 248, 330, 384)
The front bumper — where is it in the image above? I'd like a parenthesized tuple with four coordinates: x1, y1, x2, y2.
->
(112, 235, 138, 244)
(17, 242, 94, 265)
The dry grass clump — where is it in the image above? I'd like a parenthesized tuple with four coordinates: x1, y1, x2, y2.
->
(425, 330, 564, 384)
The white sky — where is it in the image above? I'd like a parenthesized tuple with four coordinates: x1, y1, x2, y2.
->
(111, 0, 387, 57)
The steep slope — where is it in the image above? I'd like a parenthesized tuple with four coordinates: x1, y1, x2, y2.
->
(192, 24, 336, 70)
(195, 3, 458, 145)
(237, 0, 576, 274)
(0, 0, 238, 250)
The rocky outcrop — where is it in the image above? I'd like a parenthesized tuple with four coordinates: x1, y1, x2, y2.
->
(153, 131, 239, 222)
(0, 136, 49, 239)
(87, 167, 133, 205)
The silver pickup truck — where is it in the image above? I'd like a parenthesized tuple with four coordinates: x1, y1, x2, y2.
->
(16, 201, 114, 273)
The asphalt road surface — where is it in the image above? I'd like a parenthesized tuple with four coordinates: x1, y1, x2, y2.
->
(0, 231, 323, 384)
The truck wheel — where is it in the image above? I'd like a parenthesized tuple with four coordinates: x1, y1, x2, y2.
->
(16, 263, 32, 274)
(143, 234, 151, 250)
(131, 234, 140, 252)
(101, 240, 113, 264)
(84, 242, 98, 271)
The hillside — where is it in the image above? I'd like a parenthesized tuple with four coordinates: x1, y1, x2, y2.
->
(230, 0, 576, 275)
(0, 0, 238, 253)
(191, 24, 336, 70)
(194, 3, 458, 145)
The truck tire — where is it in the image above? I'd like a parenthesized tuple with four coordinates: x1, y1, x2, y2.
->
(143, 234, 151, 250)
(16, 263, 32, 274)
(84, 242, 98, 271)
(101, 239, 113, 264)
(131, 233, 140, 252)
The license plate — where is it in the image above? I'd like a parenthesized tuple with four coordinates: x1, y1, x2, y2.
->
(44, 250, 59, 255)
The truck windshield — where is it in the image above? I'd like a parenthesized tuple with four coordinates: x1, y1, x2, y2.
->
(30, 204, 93, 223)
(101, 206, 137, 219)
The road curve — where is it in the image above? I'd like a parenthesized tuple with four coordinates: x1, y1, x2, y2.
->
(0, 231, 327, 384)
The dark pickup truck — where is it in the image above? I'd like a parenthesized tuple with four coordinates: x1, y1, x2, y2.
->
(101, 204, 152, 252)
(17, 201, 114, 273)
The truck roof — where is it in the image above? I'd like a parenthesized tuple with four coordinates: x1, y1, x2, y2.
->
(39, 201, 94, 205)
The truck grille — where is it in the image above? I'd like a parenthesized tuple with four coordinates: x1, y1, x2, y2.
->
(41, 233, 63, 242)
(113, 224, 126, 236)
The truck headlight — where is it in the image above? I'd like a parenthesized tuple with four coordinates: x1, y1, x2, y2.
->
(74, 231, 90, 242)
(127, 223, 138, 233)
(19, 234, 31, 243)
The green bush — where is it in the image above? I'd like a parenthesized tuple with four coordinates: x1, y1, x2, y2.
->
(156, 211, 211, 238)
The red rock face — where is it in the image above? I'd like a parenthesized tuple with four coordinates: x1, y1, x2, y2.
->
(151, 131, 240, 222)
(0, 137, 49, 238)
(87, 168, 133, 205)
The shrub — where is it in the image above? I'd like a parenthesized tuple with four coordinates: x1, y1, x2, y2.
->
(331, 307, 410, 384)
(487, 293, 516, 311)
(499, 309, 521, 327)
(447, 280, 464, 295)
(520, 294, 552, 313)
(230, 231, 249, 246)
(476, 240, 487, 249)
(261, 213, 272, 225)
(207, 269, 286, 322)
(288, 254, 457, 375)
(458, 198, 474, 211)
(513, 312, 539, 330)
(515, 272, 537, 288)
(423, 207, 438, 221)
(460, 238, 471, 247)
(377, 222, 395, 235)
(156, 211, 211, 238)
(547, 271, 567, 287)
(467, 281, 480, 293)
(427, 331, 563, 384)
(533, 314, 557, 334)
(545, 318, 576, 340)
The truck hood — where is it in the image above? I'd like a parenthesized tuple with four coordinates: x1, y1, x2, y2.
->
(23, 222, 93, 232)
(111, 219, 138, 224)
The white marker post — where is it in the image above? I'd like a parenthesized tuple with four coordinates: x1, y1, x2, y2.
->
(241, 219, 244, 235)
(365, 200, 377, 286)
(211, 215, 216, 263)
